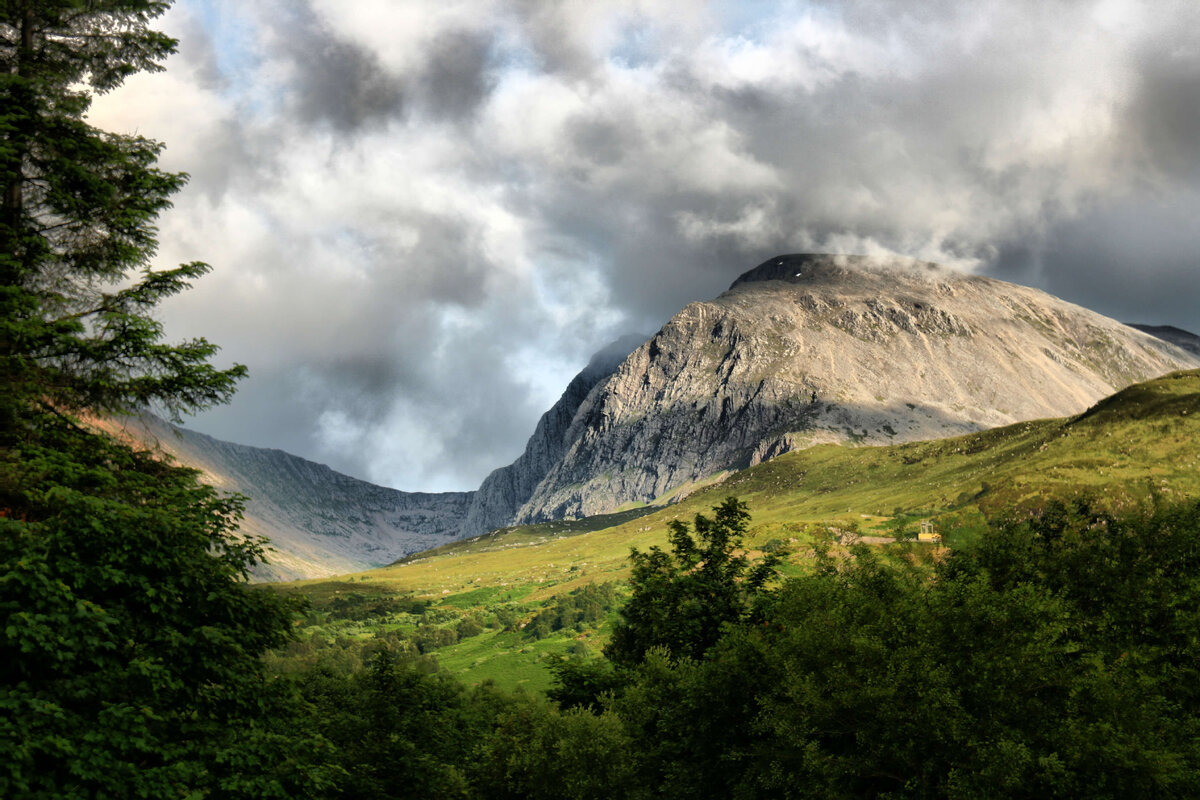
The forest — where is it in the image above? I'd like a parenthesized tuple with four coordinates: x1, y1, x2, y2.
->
(4, 4, 1200, 798)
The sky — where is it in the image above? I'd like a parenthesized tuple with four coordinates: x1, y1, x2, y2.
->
(87, 0, 1200, 493)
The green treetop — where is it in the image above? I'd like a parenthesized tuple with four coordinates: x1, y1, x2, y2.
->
(605, 497, 781, 668)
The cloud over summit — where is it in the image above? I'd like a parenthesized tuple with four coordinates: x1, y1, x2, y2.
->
(89, 0, 1200, 491)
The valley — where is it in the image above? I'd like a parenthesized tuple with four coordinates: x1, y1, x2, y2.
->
(12, 0, 1200, 791)
(94, 414, 474, 581)
(264, 368, 1200, 691)
(114, 255, 1200, 580)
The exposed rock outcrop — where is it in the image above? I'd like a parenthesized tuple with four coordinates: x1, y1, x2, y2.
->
(458, 334, 646, 537)
(505, 254, 1200, 522)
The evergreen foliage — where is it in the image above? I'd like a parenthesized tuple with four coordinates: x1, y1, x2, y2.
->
(298, 652, 480, 800)
(1, 0, 244, 427)
(545, 655, 624, 713)
(1, 3, 328, 796)
(605, 498, 1200, 798)
(1, 416, 335, 798)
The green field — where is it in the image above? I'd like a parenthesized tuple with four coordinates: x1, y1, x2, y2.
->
(266, 370, 1200, 689)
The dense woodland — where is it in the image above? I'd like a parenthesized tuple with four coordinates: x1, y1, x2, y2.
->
(4, 3, 1200, 798)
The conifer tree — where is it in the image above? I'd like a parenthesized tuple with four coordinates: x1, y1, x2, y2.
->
(1, 0, 244, 426)
(1, 4, 332, 796)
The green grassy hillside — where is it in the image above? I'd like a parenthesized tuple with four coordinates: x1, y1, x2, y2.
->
(266, 370, 1200, 690)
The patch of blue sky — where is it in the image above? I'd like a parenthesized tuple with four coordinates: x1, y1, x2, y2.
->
(609, 20, 661, 70)
(712, 0, 833, 40)
(713, 0, 786, 39)
(483, 18, 544, 101)
(180, 0, 273, 113)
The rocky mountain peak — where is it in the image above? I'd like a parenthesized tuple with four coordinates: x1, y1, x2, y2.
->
(728, 253, 947, 290)
(458, 333, 649, 536)
(492, 254, 1200, 525)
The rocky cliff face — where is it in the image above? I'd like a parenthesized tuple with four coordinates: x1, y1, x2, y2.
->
(505, 254, 1200, 523)
(102, 415, 474, 581)
(459, 334, 646, 536)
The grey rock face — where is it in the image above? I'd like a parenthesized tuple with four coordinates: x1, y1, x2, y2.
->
(459, 333, 647, 537)
(108, 415, 474, 581)
(508, 254, 1200, 522)
(110, 255, 1200, 571)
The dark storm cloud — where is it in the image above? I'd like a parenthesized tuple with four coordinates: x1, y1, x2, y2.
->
(279, 4, 405, 131)
(388, 213, 496, 308)
(510, 0, 599, 79)
(565, 115, 631, 167)
(262, 1, 499, 131)
(978, 9, 1200, 335)
(1129, 48, 1200, 180)
(418, 28, 497, 120)
(991, 189, 1200, 335)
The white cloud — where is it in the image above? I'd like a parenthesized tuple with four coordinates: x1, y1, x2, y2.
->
(79, 0, 1200, 491)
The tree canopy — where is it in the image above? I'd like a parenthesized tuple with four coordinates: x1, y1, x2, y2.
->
(604, 496, 781, 668)
(602, 498, 1200, 798)
(1, 0, 244, 430)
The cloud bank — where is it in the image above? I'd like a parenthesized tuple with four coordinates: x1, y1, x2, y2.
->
(88, 0, 1200, 491)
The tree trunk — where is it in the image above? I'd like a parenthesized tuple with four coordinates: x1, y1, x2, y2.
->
(2, 3, 35, 286)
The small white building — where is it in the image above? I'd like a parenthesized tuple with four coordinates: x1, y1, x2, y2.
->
(917, 520, 941, 543)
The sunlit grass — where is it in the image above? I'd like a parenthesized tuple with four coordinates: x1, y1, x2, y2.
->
(268, 370, 1200, 690)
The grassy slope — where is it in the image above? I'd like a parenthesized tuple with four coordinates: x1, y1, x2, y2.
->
(269, 369, 1200, 689)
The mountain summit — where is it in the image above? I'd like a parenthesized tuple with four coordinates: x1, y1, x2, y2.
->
(482, 254, 1199, 525)
(111, 254, 1200, 569)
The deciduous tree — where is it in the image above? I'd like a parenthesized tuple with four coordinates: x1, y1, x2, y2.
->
(604, 497, 779, 668)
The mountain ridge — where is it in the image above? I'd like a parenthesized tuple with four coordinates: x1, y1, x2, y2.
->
(500, 254, 1199, 523)
(1126, 323, 1200, 357)
(97, 415, 474, 581)
(458, 333, 647, 537)
(102, 254, 1200, 577)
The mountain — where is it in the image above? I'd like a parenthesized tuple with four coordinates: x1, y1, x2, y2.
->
(290, 369, 1200, 691)
(98, 254, 1200, 575)
(1126, 324, 1200, 357)
(98, 415, 474, 581)
(394, 368, 1200, 590)
(492, 254, 1200, 524)
(459, 334, 647, 536)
